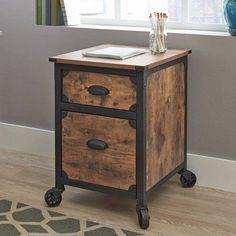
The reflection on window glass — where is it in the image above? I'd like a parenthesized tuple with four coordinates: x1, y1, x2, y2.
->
(168, 0, 182, 22)
(79, 0, 115, 18)
(79, 0, 105, 15)
(121, 0, 181, 22)
(121, 0, 148, 19)
(189, 0, 224, 24)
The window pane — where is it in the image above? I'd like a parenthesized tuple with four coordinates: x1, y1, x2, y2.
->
(121, 0, 181, 22)
(121, 0, 148, 20)
(168, 0, 182, 22)
(78, 0, 105, 15)
(79, 0, 114, 18)
(189, 0, 224, 24)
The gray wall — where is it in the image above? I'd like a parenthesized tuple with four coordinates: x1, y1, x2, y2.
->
(1, 0, 236, 161)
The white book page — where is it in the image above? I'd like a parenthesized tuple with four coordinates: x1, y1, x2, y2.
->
(63, 0, 81, 25)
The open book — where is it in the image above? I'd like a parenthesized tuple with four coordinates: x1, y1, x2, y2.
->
(83, 46, 148, 60)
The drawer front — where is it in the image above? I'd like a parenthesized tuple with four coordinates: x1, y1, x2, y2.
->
(63, 71, 136, 110)
(62, 112, 136, 190)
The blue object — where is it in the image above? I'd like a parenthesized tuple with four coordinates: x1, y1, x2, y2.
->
(46, 0, 51, 25)
(224, 0, 236, 36)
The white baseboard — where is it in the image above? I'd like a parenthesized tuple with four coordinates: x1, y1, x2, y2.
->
(0, 122, 55, 157)
(0, 122, 235, 193)
(187, 153, 236, 193)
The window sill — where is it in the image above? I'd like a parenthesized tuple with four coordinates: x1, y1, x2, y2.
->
(68, 24, 231, 37)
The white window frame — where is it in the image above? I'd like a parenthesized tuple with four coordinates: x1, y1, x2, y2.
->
(81, 0, 226, 32)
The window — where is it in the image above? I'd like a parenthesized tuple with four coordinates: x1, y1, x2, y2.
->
(79, 0, 225, 31)
(79, 0, 105, 15)
(79, 0, 114, 18)
(188, 0, 224, 24)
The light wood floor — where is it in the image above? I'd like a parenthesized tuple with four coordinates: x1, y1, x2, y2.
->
(0, 149, 235, 236)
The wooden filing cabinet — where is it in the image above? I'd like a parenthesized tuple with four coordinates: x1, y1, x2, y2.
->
(45, 45, 197, 229)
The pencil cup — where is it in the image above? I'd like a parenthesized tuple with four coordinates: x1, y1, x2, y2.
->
(149, 12, 168, 54)
(149, 29, 167, 54)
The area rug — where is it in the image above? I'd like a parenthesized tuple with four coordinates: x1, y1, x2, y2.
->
(0, 199, 144, 236)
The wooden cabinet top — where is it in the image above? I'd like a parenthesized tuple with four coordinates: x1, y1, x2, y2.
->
(50, 44, 191, 71)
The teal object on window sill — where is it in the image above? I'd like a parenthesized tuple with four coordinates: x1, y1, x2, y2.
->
(224, 0, 236, 36)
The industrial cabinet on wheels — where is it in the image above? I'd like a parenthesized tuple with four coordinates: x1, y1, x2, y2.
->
(45, 45, 196, 229)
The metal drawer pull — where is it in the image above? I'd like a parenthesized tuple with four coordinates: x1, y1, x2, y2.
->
(88, 85, 110, 96)
(87, 139, 108, 150)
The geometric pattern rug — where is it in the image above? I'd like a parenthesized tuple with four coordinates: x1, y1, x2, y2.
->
(0, 199, 144, 236)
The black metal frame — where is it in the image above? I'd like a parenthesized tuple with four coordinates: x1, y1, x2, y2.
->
(62, 173, 136, 198)
(54, 64, 64, 192)
(53, 56, 188, 207)
(136, 69, 148, 210)
(61, 102, 136, 120)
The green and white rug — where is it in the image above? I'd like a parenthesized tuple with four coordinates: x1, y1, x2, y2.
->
(0, 199, 143, 236)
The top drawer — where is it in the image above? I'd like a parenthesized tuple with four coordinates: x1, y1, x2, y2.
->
(62, 71, 137, 110)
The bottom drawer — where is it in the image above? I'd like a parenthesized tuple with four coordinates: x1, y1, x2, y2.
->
(62, 112, 136, 190)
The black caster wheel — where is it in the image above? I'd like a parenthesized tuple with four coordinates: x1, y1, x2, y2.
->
(137, 207, 150, 229)
(180, 170, 197, 188)
(44, 188, 63, 207)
